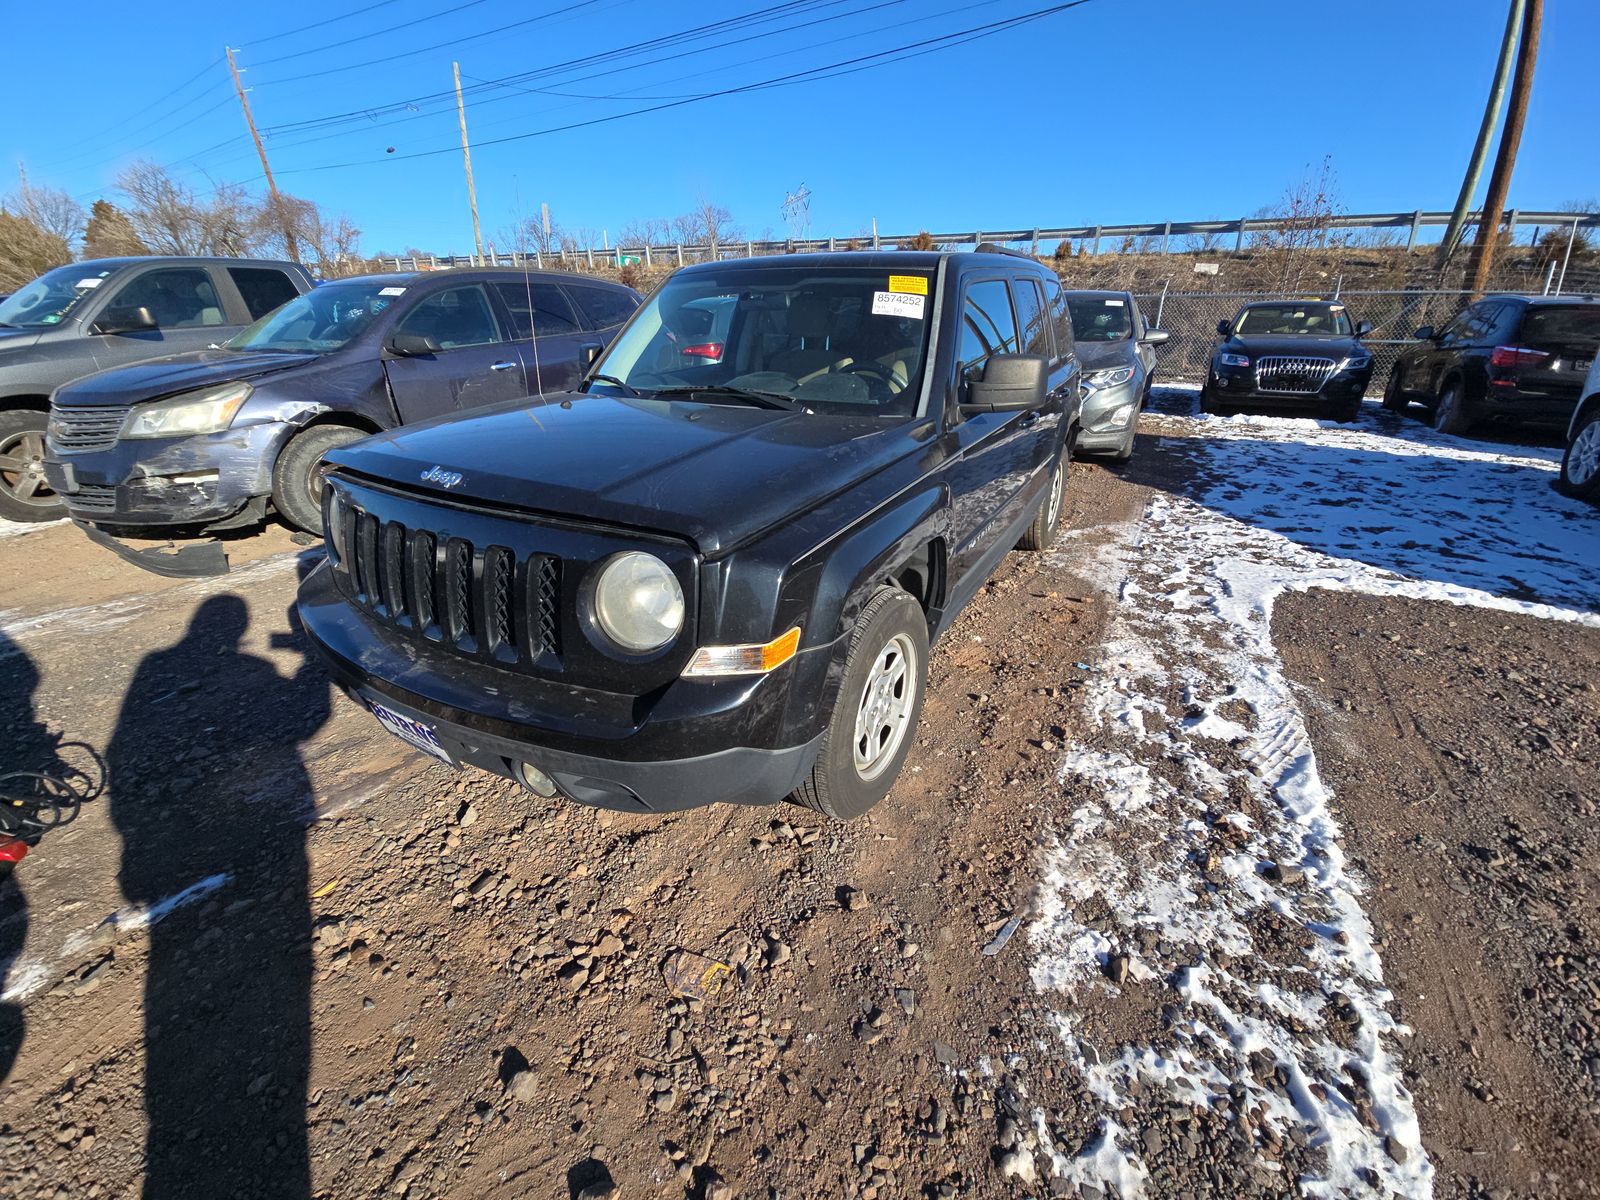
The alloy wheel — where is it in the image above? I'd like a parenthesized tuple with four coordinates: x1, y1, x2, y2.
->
(852, 632, 917, 782)
(1570, 419, 1600, 487)
(0, 429, 56, 511)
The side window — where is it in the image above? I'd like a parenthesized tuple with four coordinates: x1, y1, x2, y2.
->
(957, 279, 1020, 383)
(1437, 305, 1479, 346)
(396, 285, 503, 349)
(566, 283, 639, 331)
(229, 267, 300, 320)
(490, 280, 580, 338)
(1013, 277, 1052, 359)
(107, 268, 225, 329)
(1042, 277, 1074, 363)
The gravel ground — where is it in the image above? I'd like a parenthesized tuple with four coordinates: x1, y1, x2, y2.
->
(1, 388, 1596, 1199)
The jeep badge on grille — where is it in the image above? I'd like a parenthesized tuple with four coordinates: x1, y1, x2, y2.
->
(421, 466, 464, 489)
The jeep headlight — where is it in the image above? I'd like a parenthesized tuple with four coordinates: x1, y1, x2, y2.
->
(1084, 365, 1135, 390)
(594, 551, 684, 652)
(122, 381, 252, 439)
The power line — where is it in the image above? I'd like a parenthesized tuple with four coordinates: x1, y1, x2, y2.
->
(241, 0, 410, 47)
(276, 1, 1094, 176)
(251, 0, 495, 67)
(30, 62, 225, 170)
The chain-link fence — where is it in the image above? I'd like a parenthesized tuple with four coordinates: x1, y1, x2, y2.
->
(1133, 289, 1480, 392)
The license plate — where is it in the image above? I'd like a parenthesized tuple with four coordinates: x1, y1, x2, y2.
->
(366, 699, 454, 765)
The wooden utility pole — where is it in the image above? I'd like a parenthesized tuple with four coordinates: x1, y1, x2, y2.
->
(453, 62, 485, 264)
(1437, 0, 1525, 268)
(226, 47, 299, 264)
(1467, 0, 1542, 297)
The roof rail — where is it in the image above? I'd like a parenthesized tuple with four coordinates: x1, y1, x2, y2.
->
(974, 242, 1037, 261)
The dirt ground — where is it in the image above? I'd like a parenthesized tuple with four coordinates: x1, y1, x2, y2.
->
(1, 390, 1596, 1200)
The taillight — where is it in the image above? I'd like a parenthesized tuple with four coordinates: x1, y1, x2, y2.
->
(682, 342, 724, 360)
(1489, 345, 1551, 370)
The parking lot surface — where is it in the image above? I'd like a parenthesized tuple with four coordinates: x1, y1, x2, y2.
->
(1, 388, 1596, 1199)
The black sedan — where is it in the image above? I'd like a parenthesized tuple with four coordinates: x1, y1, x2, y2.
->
(43, 268, 639, 574)
(1200, 300, 1374, 422)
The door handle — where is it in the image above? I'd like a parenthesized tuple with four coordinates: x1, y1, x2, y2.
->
(490, 360, 517, 371)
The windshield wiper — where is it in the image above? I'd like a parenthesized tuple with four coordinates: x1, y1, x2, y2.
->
(651, 384, 806, 412)
(586, 373, 643, 397)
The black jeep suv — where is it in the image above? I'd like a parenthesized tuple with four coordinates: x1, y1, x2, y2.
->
(1201, 299, 1374, 421)
(1383, 294, 1600, 435)
(298, 249, 1082, 820)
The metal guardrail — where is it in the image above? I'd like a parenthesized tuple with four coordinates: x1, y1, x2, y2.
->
(390, 208, 1599, 271)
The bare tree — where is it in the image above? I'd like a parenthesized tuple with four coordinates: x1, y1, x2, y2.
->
(115, 161, 262, 257)
(14, 184, 85, 249)
(259, 193, 362, 273)
(1250, 156, 1346, 292)
(0, 207, 72, 290)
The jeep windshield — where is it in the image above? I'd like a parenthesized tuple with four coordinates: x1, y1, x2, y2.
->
(1234, 304, 1352, 337)
(587, 265, 934, 418)
(0, 265, 118, 328)
(225, 281, 401, 353)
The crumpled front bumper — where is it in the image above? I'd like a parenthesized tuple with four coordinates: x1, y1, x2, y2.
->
(43, 420, 290, 531)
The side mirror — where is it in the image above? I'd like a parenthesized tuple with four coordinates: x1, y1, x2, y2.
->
(962, 353, 1048, 414)
(1141, 328, 1171, 346)
(1216, 319, 1232, 338)
(1412, 325, 1435, 341)
(1355, 320, 1374, 338)
(91, 305, 157, 336)
(386, 332, 441, 357)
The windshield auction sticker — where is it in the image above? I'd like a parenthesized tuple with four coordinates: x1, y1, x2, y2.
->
(887, 275, 928, 295)
(872, 291, 925, 319)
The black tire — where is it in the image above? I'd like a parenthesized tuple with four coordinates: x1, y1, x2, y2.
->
(1559, 408, 1600, 500)
(1140, 373, 1154, 410)
(1332, 397, 1363, 424)
(794, 587, 929, 821)
(1430, 379, 1472, 435)
(0, 409, 63, 523)
(1381, 368, 1409, 412)
(1017, 442, 1067, 550)
(271, 424, 367, 533)
(1198, 386, 1227, 416)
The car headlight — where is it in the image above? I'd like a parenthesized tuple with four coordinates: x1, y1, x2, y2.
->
(1342, 353, 1373, 370)
(1084, 365, 1136, 390)
(1218, 353, 1250, 368)
(122, 381, 252, 439)
(593, 551, 684, 652)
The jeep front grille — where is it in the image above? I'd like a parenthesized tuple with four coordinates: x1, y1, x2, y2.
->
(329, 490, 562, 671)
(48, 405, 129, 452)
(1255, 356, 1337, 395)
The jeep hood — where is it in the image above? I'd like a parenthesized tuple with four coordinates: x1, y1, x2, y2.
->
(327, 393, 918, 557)
(51, 348, 323, 406)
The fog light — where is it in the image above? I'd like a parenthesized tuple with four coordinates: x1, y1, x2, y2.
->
(517, 762, 560, 798)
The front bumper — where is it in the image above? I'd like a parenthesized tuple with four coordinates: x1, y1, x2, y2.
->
(1077, 380, 1140, 451)
(298, 561, 829, 812)
(42, 419, 288, 531)
(1209, 364, 1372, 409)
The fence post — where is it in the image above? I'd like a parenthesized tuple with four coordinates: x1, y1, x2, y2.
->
(829, 236, 836, 252)
(1556, 216, 1580, 294)
(1333, 275, 1343, 299)
(676, 244, 684, 266)
(746, 239, 753, 258)
(1161, 222, 1172, 255)
(643, 244, 652, 267)
(1091, 226, 1101, 256)
(535, 250, 543, 268)
(1543, 260, 1557, 294)
(586, 246, 595, 269)
(1154, 278, 1170, 329)
(1234, 219, 1246, 254)
(973, 230, 983, 248)
(1407, 210, 1423, 252)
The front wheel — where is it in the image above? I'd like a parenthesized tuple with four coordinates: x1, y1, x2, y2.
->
(1559, 408, 1600, 500)
(272, 424, 368, 533)
(1381, 368, 1409, 412)
(794, 587, 929, 821)
(1017, 442, 1067, 550)
(0, 410, 63, 523)
(1430, 380, 1472, 435)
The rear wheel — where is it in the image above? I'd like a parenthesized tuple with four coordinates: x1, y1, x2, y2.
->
(1381, 368, 1409, 412)
(1017, 443, 1067, 550)
(1430, 380, 1472, 435)
(1559, 408, 1600, 500)
(272, 424, 367, 533)
(794, 587, 929, 821)
(0, 410, 62, 523)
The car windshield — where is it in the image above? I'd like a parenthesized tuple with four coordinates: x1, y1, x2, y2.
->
(590, 265, 935, 418)
(1234, 304, 1352, 337)
(1067, 295, 1133, 342)
(0, 264, 119, 328)
(226, 280, 402, 353)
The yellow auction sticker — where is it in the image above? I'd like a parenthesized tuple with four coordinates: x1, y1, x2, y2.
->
(888, 275, 928, 296)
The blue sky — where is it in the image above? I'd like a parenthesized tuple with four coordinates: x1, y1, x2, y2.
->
(7, 0, 1598, 255)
